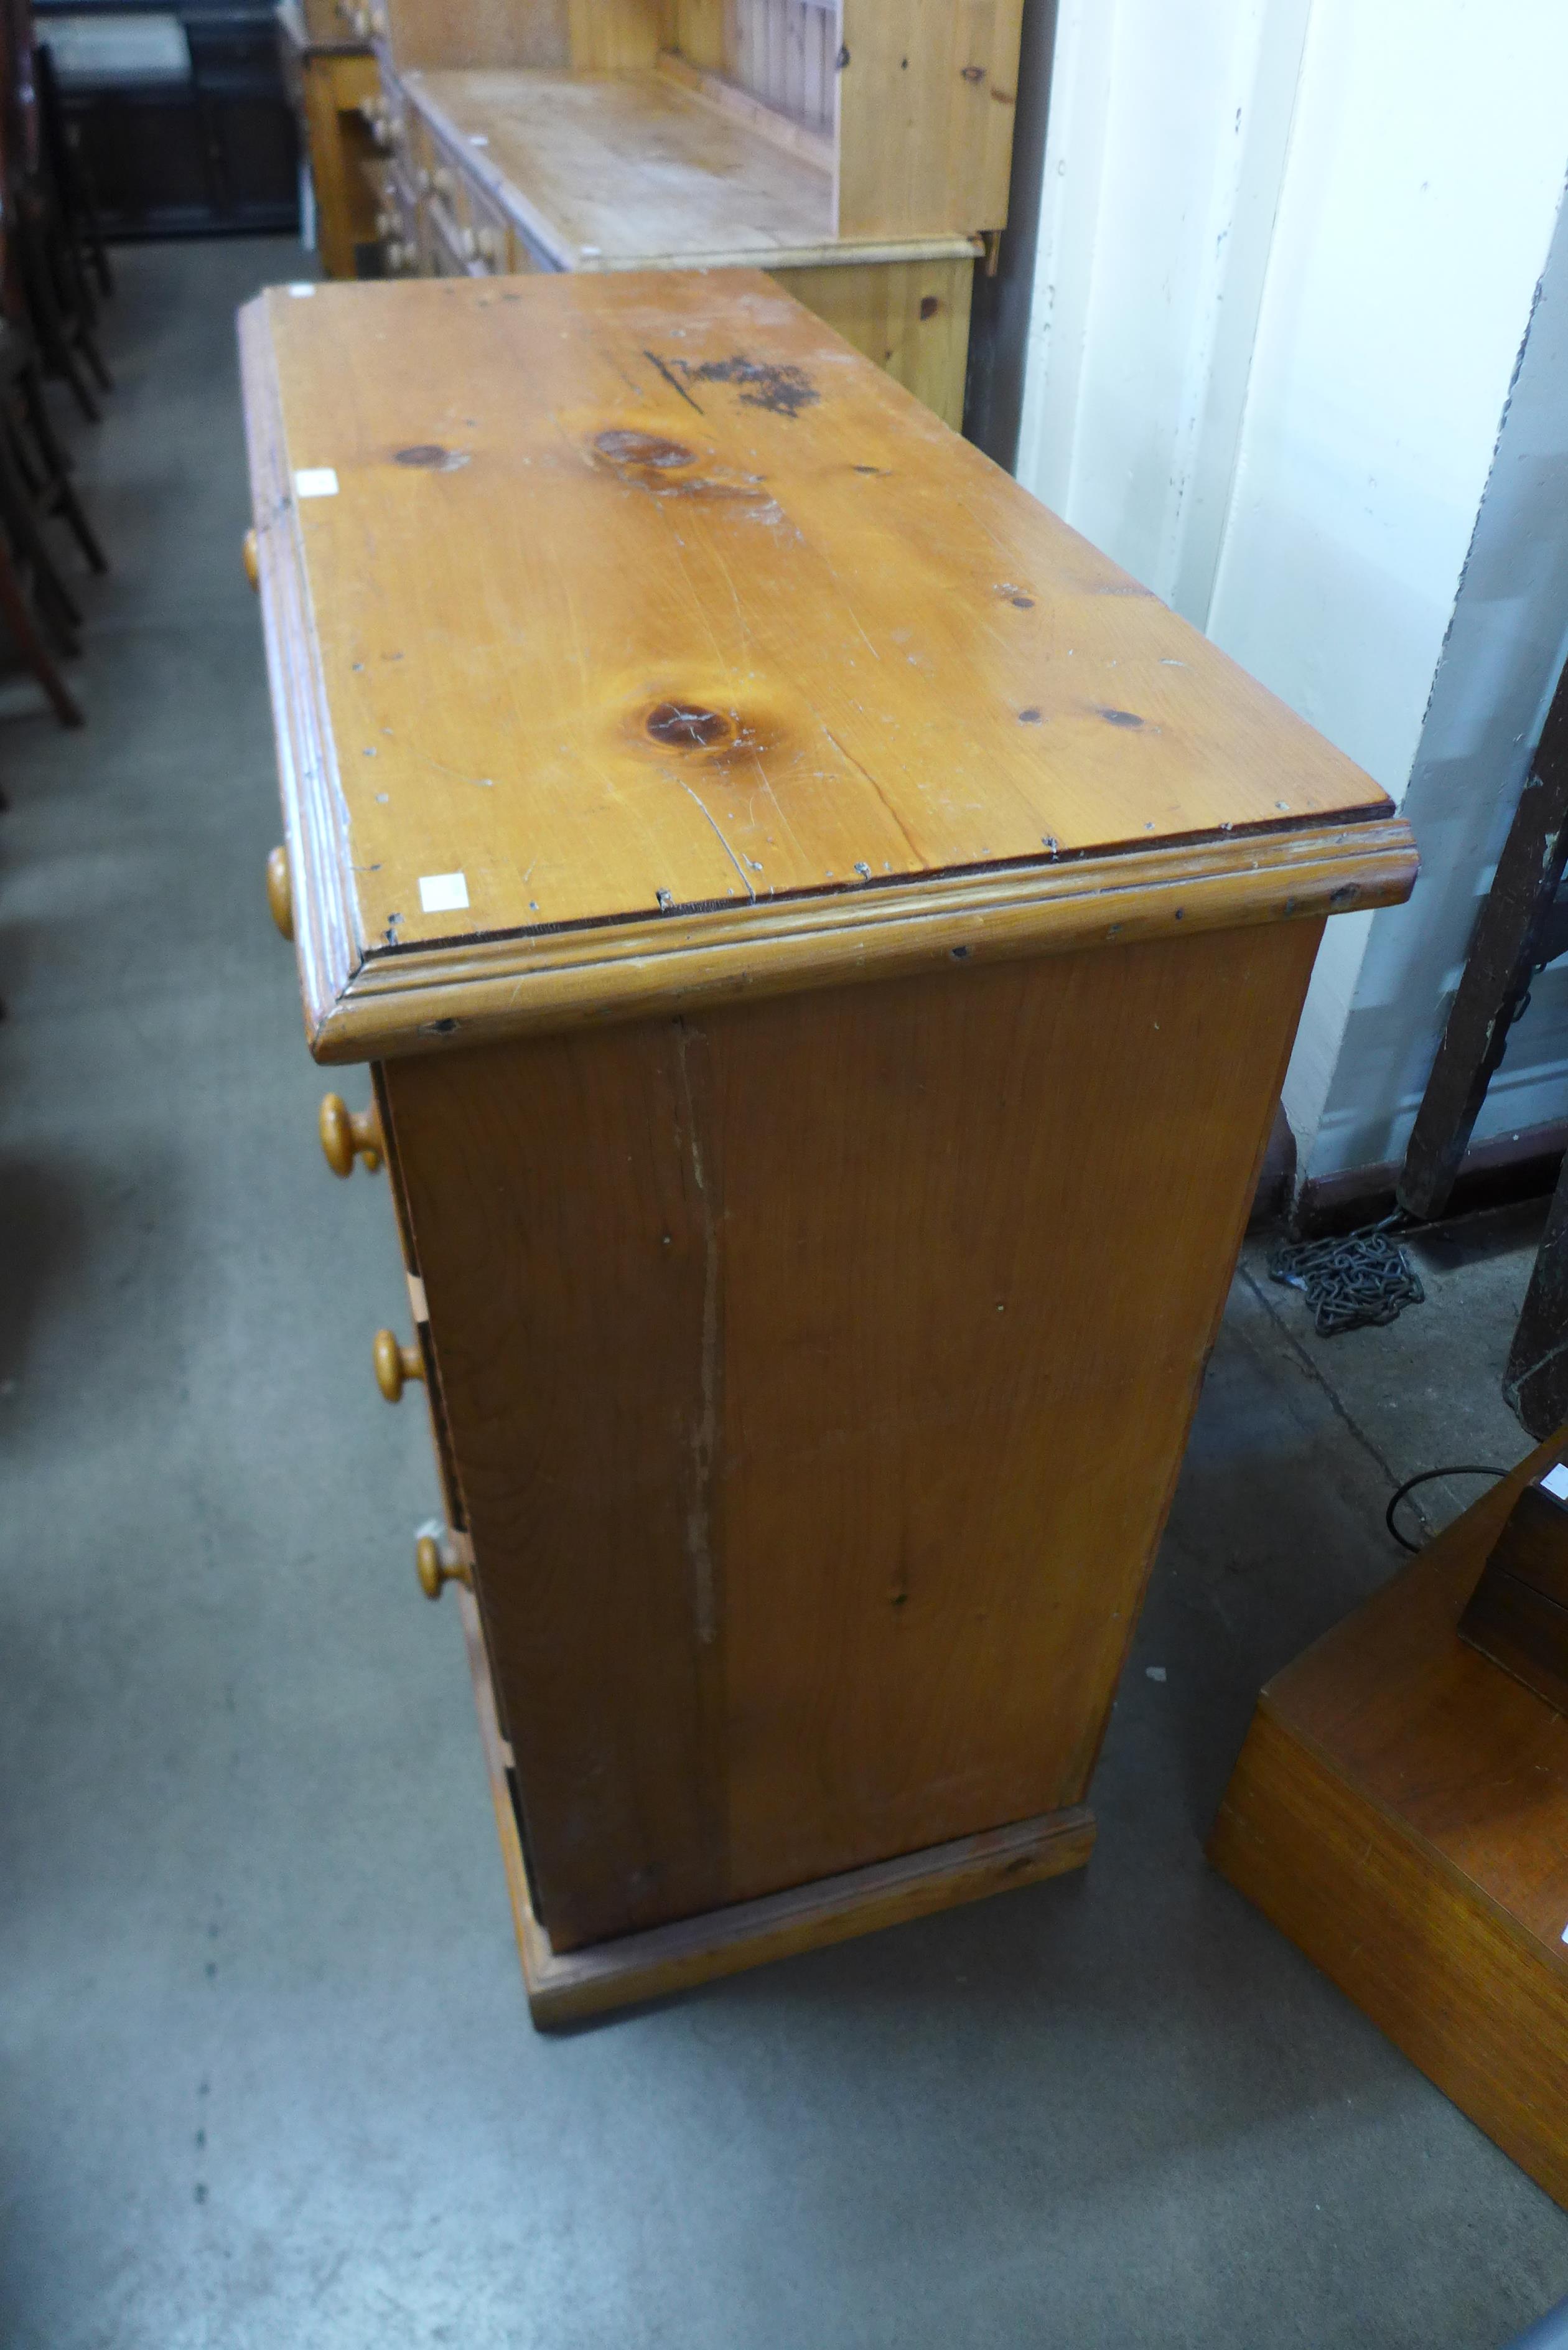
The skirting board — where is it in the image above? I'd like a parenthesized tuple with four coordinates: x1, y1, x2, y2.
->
(454, 1586, 1096, 2027)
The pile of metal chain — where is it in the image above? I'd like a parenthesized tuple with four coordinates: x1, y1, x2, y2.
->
(1269, 1213, 1425, 1337)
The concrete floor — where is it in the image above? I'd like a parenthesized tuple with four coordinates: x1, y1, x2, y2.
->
(3, 238, 1568, 2350)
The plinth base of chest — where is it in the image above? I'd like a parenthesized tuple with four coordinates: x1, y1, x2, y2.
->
(456, 1586, 1094, 2028)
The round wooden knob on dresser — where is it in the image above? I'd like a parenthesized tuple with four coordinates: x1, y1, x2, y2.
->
(242, 528, 258, 591)
(416, 1534, 470, 1601)
(319, 1093, 384, 1177)
(373, 1327, 424, 1403)
(266, 844, 293, 941)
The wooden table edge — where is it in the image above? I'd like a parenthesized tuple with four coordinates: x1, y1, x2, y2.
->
(297, 818, 1416, 1061)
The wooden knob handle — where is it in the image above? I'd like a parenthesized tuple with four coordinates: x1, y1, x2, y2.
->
(416, 1533, 470, 1601)
(373, 1327, 424, 1402)
(242, 528, 259, 591)
(319, 1093, 384, 1177)
(266, 844, 293, 941)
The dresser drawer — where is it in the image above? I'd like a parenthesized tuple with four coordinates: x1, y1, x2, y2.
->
(464, 173, 514, 273)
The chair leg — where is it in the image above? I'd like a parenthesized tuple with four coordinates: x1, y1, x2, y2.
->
(0, 536, 83, 726)
(19, 221, 100, 423)
(0, 439, 83, 648)
(8, 353, 108, 574)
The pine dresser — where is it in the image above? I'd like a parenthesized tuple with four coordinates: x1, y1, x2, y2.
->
(240, 268, 1417, 2024)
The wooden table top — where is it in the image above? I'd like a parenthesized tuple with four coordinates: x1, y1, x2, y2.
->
(240, 269, 1416, 1060)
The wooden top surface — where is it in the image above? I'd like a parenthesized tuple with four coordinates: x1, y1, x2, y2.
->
(406, 67, 973, 271)
(240, 269, 1414, 1059)
(1263, 1437, 1568, 1961)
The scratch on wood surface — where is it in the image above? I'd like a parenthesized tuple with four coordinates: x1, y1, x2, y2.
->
(674, 1025, 719, 1647)
(818, 721, 922, 864)
(679, 780, 757, 901)
(643, 348, 705, 414)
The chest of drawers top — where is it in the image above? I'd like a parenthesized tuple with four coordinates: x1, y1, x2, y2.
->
(240, 268, 1413, 1062)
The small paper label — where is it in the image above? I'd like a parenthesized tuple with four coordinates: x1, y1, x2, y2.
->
(294, 467, 339, 499)
(287, 282, 316, 297)
(419, 871, 469, 913)
(1541, 1462, 1568, 1502)
(406, 1271, 428, 1324)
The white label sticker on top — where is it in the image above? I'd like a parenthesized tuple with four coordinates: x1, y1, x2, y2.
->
(419, 871, 470, 914)
(294, 467, 339, 500)
(287, 282, 316, 297)
(1541, 1462, 1568, 1502)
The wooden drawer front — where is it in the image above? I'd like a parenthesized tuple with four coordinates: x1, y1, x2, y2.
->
(427, 193, 486, 276)
(379, 164, 421, 273)
(464, 174, 513, 273)
(403, 101, 435, 189)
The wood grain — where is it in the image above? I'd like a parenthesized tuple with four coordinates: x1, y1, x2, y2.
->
(385, 915, 1320, 1948)
(281, 21, 381, 279)
(456, 1580, 1094, 2023)
(1458, 1481, 1568, 1715)
(566, 0, 660, 70)
(775, 250, 972, 427)
(238, 269, 1411, 1062)
(655, 47, 835, 172)
(1210, 1431, 1568, 2211)
(837, 0, 1024, 238)
(405, 67, 843, 263)
(383, 0, 567, 72)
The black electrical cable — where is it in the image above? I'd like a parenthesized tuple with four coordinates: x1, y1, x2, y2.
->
(1384, 1464, 1508, 1553)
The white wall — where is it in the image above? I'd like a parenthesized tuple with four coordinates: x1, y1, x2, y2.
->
(1312, 190, 1568, 1173)
(1016, 0, 1568, 1186)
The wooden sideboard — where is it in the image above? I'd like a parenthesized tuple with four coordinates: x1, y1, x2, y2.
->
(348, 0, 1024, 428)
(240, 268, 1416, 2024)
(276, 0, 380, 279)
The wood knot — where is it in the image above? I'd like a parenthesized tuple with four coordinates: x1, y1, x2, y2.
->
(594, 431, 696, 470)
(646, 701, 731, 750)
(394, 443, 467, 470)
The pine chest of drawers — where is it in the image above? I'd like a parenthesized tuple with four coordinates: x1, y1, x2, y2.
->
(240, 269, 1416, 2023)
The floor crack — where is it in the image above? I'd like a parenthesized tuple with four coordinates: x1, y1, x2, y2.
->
(1236, 1260, 1431, 1538)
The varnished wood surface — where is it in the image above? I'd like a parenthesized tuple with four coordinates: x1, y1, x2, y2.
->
(778, 251, 972, 429)
(238, 269, 1414, 1060)
(1210, 1432, 1568, 2209)
(406, 68, 839, 268)
(282, 21, 381, 280)
(837, 0, 1024, 240)
(385, 0, 566, 73)
(387, 916, 1320, 1949)
(455, 1582, 1095, 2023)
(1458, 1481, 1568, 1716)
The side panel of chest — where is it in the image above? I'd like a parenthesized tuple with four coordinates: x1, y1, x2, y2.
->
(380, 918, 1321, 1951)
